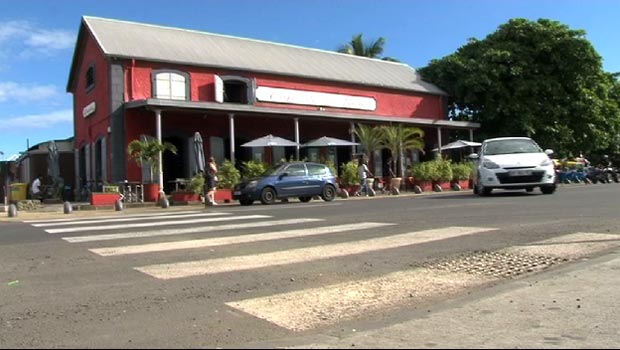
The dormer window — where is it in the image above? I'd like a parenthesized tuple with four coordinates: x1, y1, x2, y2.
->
(85, 65, 95, 92)
(152, 70, 190, 100)
(214, 75, 255, 104)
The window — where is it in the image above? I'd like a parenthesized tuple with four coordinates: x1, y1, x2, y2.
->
(215, 75, 255, 104)
(286, 164, 307, 177)
(85, 65, 95, 91)
(153, 70, 189, 100)
(307, 163, 329, 176)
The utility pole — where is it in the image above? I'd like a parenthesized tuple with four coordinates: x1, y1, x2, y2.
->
(1, 150, 6, 212)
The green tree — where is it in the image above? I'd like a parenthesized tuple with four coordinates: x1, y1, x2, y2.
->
(127, 139, 177, 183)
(337, 33, 400, 62)
(378, 125, 425, 177)
(418, 18, 620, 156)
(353, 123, 382, 168)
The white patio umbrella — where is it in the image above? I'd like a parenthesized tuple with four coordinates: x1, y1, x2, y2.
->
(301, 136, 360, 147)
(432, 139, 481, 152)
(241, 134, 299, 147)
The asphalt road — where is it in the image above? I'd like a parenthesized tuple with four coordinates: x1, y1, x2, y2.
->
(1, 184, 619, 348)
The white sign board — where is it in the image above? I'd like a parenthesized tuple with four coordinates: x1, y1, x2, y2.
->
(255, 86, 376, 111)
(82, 101, 96, 118)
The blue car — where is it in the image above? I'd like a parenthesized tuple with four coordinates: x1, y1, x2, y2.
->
(233, 162, 339, 205)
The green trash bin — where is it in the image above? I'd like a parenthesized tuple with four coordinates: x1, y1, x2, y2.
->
(10, 183, 28, 201)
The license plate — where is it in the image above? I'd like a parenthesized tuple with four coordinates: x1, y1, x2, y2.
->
(509, 170, 532, 176)
(234, 191, 241, 196)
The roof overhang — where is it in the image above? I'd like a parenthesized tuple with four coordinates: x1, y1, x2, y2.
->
(125, 99, 480, 130)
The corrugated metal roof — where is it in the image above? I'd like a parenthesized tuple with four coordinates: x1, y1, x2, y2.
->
(82, 16, 446, 95)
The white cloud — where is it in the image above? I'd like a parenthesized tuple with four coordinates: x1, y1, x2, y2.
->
(0, 20, 75, 57)
(0, 109, 73, 130)
(0, 81, 60, 102)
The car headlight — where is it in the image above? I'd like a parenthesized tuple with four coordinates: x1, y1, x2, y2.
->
(247, 180, 258, 188)
(540, 159, 553, 166)
(483, 160, 500, 169)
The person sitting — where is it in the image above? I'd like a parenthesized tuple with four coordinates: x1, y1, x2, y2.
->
(31, 174, 43, 200)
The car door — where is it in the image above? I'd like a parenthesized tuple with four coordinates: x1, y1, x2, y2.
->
(274, 163, 308, 197)
(305, 163, 328, 195)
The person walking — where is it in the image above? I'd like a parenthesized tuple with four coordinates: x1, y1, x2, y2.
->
(356, 157, 373, 196)
(206, 157, 219, 205)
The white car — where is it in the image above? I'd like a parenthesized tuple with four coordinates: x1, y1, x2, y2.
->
(470, 137, 556, 196)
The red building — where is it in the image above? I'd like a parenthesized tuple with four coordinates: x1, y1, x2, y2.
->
(67, 16, 479, 196)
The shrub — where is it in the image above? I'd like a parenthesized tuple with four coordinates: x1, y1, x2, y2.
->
(241, 159, 268, 181)
(340, 159, 360, 187)
(451, 162, 473, 181)
(217, 159, 241, 189)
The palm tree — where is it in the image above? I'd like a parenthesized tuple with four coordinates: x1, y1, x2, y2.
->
(127, 138, 177, 184)
(337, 34, 401, 62)
(337, 34, 386, 58)
(353, 123, 382, 171)
(379, 125, 425, 178)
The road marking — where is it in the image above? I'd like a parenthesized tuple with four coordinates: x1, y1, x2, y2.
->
(46, 214, 267, 234)
(135, 226, 496, 279)
(32, 212, 231, 227)
(23, 210, 203, 223)
(503, 232, 620, 259)
(226, 268, 494, 331)
(89, 222, 395, 256)
(62, 218, 322, 243)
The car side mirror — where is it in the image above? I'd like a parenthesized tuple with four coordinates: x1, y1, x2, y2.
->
(279, 172, 288, 179)
(544, 149, 554, 155)
(468, 153, 479, 160)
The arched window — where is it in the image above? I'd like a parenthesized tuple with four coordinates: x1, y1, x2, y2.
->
(152, 70, 190, 100)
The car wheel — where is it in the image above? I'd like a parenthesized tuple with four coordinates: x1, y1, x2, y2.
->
(239, 199, 254, 206)
(260, 187, 276, 204)
(541, 185, 556, 194)
(299, 196, 312, 202)
(477, 180, 491, 196)
(321, 185, 336, 202)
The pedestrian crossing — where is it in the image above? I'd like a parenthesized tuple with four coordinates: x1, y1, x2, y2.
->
(26, 210, 620, 332)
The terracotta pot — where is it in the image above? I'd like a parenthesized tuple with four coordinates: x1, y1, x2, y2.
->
(90, 192, 121, 206)
(143, 183, 160, 202)
(214, 189, 233, 203)
(415, 180, 433, 192)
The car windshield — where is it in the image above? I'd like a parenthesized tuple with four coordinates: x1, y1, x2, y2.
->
(484, 139, 542, 155)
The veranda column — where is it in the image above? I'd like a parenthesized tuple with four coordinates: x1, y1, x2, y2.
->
(229, 113, 235, 164)
(294, 118, 300, 160)
(155, 109, 163, 195)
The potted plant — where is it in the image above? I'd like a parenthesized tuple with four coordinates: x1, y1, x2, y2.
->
(240, 159, 268, 181)
(215, 159, 241, 203)
(378, 125, 425, 194)
(409, 161, 436, 193)
(171, 173, 203, 204)
(451, 161, 473, 190)
(339, 159, 360, 197)
(127, 138, 177, 202)
(434, 157, 454, 192)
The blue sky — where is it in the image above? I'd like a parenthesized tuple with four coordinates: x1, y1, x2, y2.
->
(1, 0, 619, 160)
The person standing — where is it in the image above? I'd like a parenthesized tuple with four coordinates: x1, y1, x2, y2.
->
(206, 157, 219, 205)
